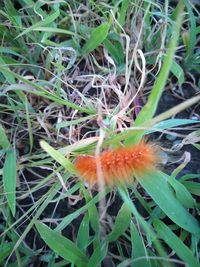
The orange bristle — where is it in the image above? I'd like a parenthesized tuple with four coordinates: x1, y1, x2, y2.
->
(74, 141, 159, 186)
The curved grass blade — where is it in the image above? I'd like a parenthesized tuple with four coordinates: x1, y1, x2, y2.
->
(35, 221, 88, 267)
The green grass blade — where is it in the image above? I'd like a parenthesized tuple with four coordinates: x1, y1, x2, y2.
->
(35, 221, 88, 267)
(3, 148, 17, 216)
(118, 0, 129, 30)
(118, 187, 169, 264)
(107, 203, 131, 242)
(134, 170, 200, 235)
(130, 222, 151, 267)
(40, 140, 75, 173)
(82, 23, 110, 55)
(182, 181, 200, 196)
(183, 0, 196, 65)
(162, 172, 196, 209)
(0, 65, 95, 114)
(87, 241, 108, 267)
(146, 118, 200, 134)
(0, 242, 14, 264)
(153, 219, 200, 267)
(0, 124, 10, 149)
(16, 10, 60, 39)
(170, 60, 185, 85)
(0, 57, 15, 84)
(125, 0, 184, 145)
(76, 213, 90, 251)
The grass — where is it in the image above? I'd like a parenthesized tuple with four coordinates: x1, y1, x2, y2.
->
(0, 0, 200, 266)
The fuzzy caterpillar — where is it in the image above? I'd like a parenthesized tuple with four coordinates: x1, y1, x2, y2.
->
(74, 141, 159, 186)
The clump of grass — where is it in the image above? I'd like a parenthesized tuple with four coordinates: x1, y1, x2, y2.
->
(0, 1, 200, 266)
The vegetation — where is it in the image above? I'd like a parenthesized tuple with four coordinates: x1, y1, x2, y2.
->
(0, 0, 200, 266)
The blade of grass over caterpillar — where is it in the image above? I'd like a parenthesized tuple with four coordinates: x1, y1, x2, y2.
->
(134, 170, 200, 235)
(125, 0, 184, 145)
(35, 221, 88, 267)
(40, 140, 75, 173)
(153, 219, 200, 267)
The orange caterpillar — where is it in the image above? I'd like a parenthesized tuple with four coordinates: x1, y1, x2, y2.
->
(74, 141, 159, 186)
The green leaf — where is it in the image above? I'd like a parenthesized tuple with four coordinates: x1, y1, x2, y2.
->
(125, 1, 184, 145)
(0, 57, 15, 84)
(107, 203, 131, 242)
(118, 187, 168, 261)
(130, 222, 151, 267)
(77, 213, 90, 251)
(118, 0, 129, 30)
(87, 241, 108, 267)
(40, 140, 75, 173)
(193, 143, 200, 150)
(82, 23, 110, 55)
(183, 0, 197, 66)
(182, 181, 200, 196)
(163, 172, 196, 208)
(104, 38, 124, 65)
(146, 119, 200, 134)
(153, 219, 200, 267)
(16, 10, 60, 39)
(134, 170, 200, 235)
(171, 60, 185, 85)
(35, 221, 88, 267)
(3, 148, 17, 216)
(0, 124, 10, 149)
(0, 243, 14, 264)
